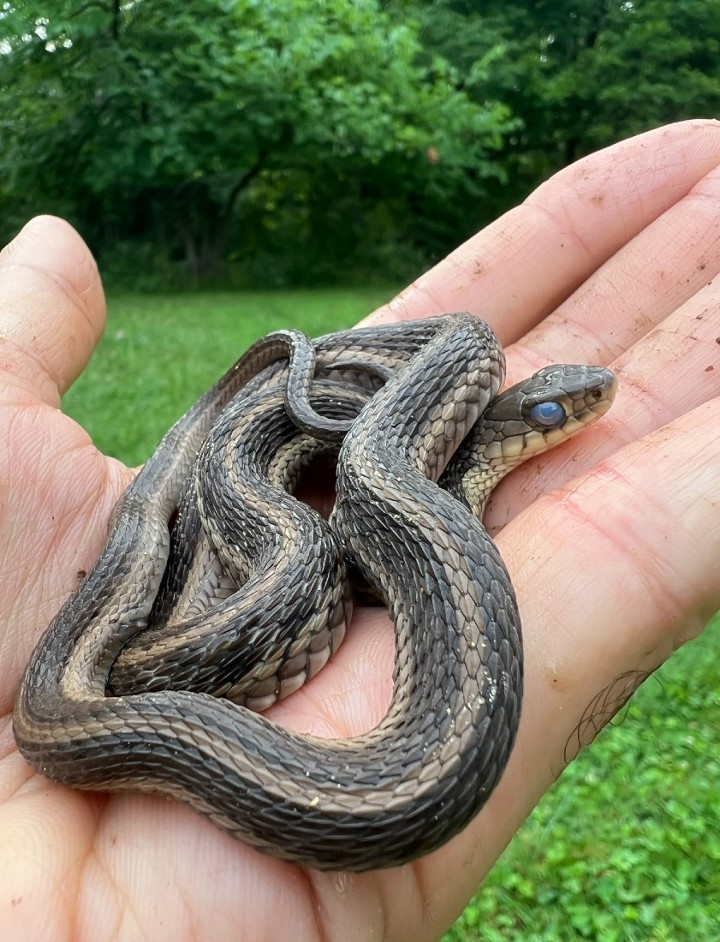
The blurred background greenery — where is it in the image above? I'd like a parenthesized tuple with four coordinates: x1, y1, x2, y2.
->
(2, 0, 719, 291)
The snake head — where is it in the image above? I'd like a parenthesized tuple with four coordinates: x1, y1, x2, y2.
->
(442, 364, 617, 516)
(503, 363, 618, 434)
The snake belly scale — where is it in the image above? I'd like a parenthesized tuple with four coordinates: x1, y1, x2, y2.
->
(13, 313, 616, 871)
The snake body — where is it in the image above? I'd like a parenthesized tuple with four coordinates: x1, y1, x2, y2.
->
(13, 313, 616, 871)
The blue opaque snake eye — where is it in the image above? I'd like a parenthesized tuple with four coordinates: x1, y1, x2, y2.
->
(530, 400, 566, 427)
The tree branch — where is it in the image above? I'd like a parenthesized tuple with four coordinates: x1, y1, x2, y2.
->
(222, 150, 268, 223)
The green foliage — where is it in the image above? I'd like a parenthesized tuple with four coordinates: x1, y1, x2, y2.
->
(407, 0, 720, 216)
(1, 0, 719, 285)
(0, 0, 511, 282)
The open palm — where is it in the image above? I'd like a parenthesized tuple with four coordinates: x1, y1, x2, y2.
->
(1, 120, 719, 941)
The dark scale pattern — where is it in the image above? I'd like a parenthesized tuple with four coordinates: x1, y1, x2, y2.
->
(107, 380, 368, 704)
(13, 314, 616, 871)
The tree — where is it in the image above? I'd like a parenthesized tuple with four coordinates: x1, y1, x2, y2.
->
(0, 0, 512, 281)
(398, 0, 720, 215)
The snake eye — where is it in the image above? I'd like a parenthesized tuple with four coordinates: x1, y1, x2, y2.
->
(530, 401, 566, 428)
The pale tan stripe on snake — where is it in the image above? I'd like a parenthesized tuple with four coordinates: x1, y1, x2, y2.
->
(13, 313, 616, 871)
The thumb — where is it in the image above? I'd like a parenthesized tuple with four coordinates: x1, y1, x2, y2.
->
(0, 215, 106, 405)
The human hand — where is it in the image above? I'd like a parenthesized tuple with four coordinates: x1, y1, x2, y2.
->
(1, 118, 719, 941)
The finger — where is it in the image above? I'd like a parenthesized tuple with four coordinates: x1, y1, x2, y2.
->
(0, 216, 106, 405)
(510, 163, 720, 375)
(485, 278, 720, 530)
(362, 120, 720, 343)
(412, 396, 720, 936)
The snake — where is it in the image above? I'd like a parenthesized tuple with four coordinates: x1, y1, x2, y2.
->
(13, 313, 617, 871)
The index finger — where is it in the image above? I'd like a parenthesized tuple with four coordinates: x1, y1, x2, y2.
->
(362, 119, 720, 343)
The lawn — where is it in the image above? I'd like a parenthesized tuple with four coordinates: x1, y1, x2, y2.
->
(63, 288, 391, 465)
(63, 290, 719, 941)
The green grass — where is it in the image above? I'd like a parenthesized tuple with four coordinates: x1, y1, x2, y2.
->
(443, 614, 720, 942)
(63, 287, 393, 465)
(64, 291, 719, 941)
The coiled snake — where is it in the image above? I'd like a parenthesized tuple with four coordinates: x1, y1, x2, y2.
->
(13, 313, 616, 871)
